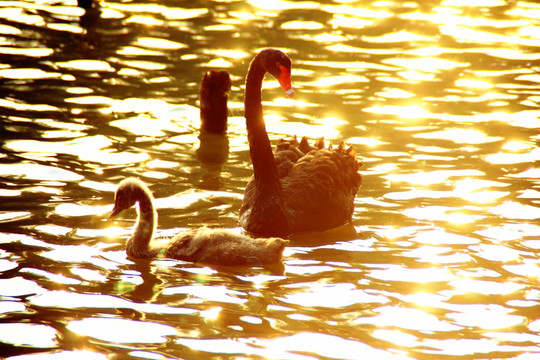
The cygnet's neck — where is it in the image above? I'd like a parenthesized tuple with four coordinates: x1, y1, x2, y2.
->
(127, 184, 158, 258)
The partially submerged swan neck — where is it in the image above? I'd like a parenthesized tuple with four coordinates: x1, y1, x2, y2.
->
(109, 178, 157, 258)
(245, 49, 293, 188)
(200, 70, 231, 134)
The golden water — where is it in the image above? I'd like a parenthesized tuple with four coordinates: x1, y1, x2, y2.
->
(1, 0, 540, 359)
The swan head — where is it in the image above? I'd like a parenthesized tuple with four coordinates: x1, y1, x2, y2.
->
(109, 178, 151, 220)
(261, 48, 294, 98)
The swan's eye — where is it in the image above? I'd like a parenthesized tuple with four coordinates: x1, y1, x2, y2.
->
(116, 193, 131, 209)
(115, 196, 124, 208)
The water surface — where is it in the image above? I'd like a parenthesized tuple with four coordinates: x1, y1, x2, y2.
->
(1, 0, 540, 359)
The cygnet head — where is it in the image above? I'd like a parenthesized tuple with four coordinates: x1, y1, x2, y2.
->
(109, 178, 152, 219)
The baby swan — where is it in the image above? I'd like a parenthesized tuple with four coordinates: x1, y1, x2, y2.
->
(109, 178, 287, 266)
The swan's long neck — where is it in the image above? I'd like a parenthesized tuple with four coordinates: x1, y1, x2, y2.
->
(127, 186, 158, 258)
(245, 56, 281, 192)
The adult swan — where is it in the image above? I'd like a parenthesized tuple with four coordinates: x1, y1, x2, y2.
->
(239, 48, 362, 237)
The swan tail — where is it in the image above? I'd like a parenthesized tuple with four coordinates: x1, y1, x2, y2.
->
(246, 237, 289, 265)
(266, 237, 289, 259)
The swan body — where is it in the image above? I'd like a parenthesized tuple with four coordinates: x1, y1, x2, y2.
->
(109, 178, 287, 266)
(239, 48, 362, 237)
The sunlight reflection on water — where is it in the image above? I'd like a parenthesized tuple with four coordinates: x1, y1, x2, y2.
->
(1, 0, 540, 358)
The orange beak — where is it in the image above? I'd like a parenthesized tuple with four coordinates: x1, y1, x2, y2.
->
(278, 65, 294, 98)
